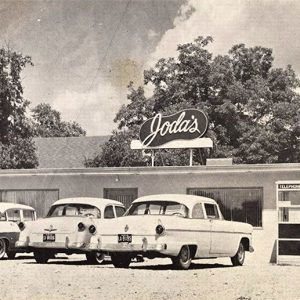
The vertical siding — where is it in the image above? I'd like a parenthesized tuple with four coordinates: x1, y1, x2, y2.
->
(0, 190, 59, 218)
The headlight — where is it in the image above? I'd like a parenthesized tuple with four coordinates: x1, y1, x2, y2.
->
(18, 222, 25, 231)
(155, 224, 165, 235)
(78, 222, 85, 231)
(89, 225, 96, 234)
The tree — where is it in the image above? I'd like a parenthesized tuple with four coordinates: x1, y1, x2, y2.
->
(31, 103, 86, 137)
(87, 36, 300, 167)
(0, 47, 38, 169)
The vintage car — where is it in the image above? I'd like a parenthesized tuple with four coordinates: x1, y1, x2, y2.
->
(0, 202, 36, 259)
(16, 197, 125, 264)
(88, 194, 254, 269)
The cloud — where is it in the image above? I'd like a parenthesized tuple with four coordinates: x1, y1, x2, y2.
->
(52, 78, 125, 136)
(147, 29, 159, 40)
(147, 0, 300, 73)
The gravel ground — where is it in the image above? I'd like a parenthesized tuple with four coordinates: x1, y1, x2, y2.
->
(1, 253, 300, 300)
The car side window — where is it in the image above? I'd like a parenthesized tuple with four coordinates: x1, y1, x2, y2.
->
(23, 210, 35, 221)
(0, 212, 6, 221)
(192, 203, 204, 219)
(6, 209, 21, 222)
(104, 205, 115, 219)
(115, 206, 125, 217)
(204, 204, 219, 219)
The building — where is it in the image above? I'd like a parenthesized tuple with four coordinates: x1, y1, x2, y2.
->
(0, 162, 299, 263)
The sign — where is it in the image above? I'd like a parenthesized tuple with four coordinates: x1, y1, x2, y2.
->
(278, 184, 300, 190)
(139, 109, 208, 147)
(131, 137, 213, 150)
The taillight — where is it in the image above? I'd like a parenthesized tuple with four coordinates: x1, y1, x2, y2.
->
(155, 224, 165, 235)
(89, 225, 96, 234)
(18, 222, 25, 231)
(78, 222, 85, 231)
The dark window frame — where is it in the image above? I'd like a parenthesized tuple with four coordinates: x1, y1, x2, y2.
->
(187, 187, 263, 228)
(103, 188, 138, 209)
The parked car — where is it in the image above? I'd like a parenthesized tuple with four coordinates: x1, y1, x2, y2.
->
(16, 197, 125, 264)
(0, 202, 36, 259)
(88, 194, 254, 270)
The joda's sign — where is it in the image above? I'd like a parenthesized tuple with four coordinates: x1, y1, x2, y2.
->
(139, 109, 208, 147)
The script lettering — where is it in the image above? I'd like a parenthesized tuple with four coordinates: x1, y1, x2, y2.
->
(140, 109, 208, 147)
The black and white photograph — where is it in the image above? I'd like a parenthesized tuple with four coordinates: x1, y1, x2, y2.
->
(0, 0, 300, 299)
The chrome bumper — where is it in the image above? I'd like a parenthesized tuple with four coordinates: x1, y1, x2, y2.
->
(88, 237, 167, 253)
(16, 237, 90, 250)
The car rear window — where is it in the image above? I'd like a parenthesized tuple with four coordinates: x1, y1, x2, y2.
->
(47, 204, 101, 218)
(126, 201, 188, 217)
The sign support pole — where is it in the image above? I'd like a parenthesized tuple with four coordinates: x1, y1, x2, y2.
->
(151, 150, 155, 167)
(189, 149, 193, 166)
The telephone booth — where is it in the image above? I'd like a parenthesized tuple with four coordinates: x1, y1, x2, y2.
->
(277, 181, 300, 265)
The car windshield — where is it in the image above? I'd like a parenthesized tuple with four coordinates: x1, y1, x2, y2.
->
(47, 204, 101, 218)
(126, 201, 188, 217)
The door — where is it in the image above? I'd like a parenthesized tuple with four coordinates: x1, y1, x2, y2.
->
(204, 203, 235, 255)
(104, 188, 138, 209)
(191, 203, 211, 257)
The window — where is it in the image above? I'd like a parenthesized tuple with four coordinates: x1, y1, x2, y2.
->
(187, 187, 263, 227)
(0, 212, 6, 221)
(192, 203, 204, 219)
(23, 210, 35, 221)
(6, 209, 21, 222)
(104, 206, 115, 219)
(47, 204, 101, 218)
(278, 190, 300, 222)
(104, 188, 138, 209)
(115, 206, 126, 217)
(204, 204, 219, 219)
(126, 201, 188, 217)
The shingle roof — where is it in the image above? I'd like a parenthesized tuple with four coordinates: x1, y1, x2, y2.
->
(33, 136, 110, 168)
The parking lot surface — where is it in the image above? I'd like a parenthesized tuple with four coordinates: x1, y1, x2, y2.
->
(1, 254, 300, 300)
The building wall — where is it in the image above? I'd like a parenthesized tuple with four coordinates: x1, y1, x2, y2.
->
(0, 163, 299, 263)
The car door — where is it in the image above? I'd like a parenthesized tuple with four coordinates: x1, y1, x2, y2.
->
(4, 209, 21, 247)
(204, 203, 236, 255)
(191, 203, 211, 257)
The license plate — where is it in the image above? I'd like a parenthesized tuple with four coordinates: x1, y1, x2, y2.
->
(118, 234, 132, 243)
(43, 233, 56, 242)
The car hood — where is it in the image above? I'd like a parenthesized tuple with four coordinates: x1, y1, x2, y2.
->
(25, 217, 96, 234)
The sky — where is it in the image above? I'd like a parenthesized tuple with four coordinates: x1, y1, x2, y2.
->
(1, 0, 300, 136)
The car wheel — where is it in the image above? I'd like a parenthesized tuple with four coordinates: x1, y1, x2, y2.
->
(6, 251, 16, 259)
(111, 253, 131, 268)
(86, 252, 105, 264)
(0, 239, 6, 259)
(34, 251, 50, 264)
(172, 245, 192, 270)
(231, 242, 245, 266)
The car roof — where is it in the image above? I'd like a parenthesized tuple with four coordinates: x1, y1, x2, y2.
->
(51, 197, 124, 209)
(133, 194, 217, 209)
(0, 202, 35, 213)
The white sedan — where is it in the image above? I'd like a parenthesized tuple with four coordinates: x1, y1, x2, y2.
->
(16, 197, 125, 264)
(89, 194, 254, 269)
(0, 202, 36, 259)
